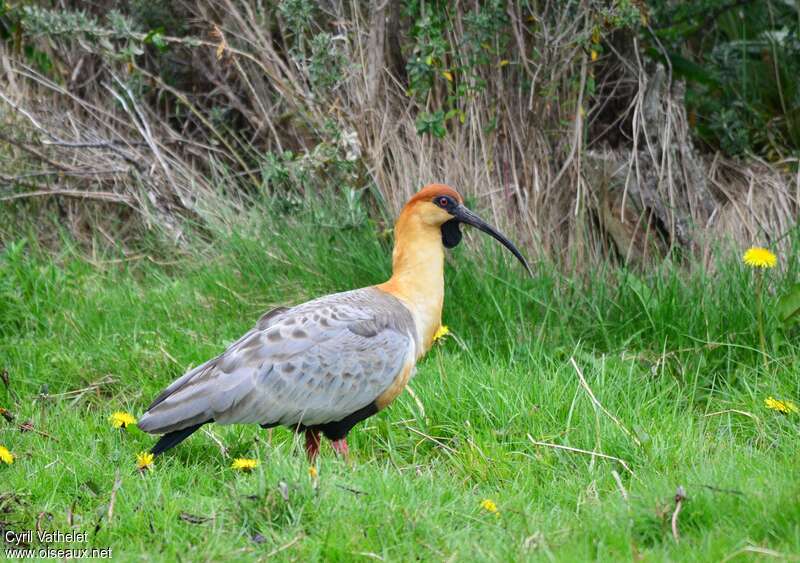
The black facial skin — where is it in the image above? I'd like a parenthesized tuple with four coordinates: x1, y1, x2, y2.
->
(441, 219, 463, 248)
(434, 195, 532, 275)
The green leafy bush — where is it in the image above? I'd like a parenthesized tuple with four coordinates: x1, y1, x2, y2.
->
(651, 0, 800, 162)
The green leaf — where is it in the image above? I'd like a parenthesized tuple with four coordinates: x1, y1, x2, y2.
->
(645, 48, 720, 88)
(415, 110, 447, 138)
(444, 108, 460, 121)
(143, 28, 168, 51)
(777, 283, 800, 326)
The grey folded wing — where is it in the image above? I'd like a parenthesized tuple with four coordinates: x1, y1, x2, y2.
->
(137, 287, 417, 434)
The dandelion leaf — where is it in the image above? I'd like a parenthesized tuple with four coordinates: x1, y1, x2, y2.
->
(777, 283, 800, 327)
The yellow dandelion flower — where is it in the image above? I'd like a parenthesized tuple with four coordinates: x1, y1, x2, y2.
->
(136, 451, 154, 471)
(498, 59, 510, 67)
(743, 247, 777, 269)
(442, 71, 453, 82)
(480, 499, 499, 515)
(308, 466, 318, 479)
(109, 411, 136, 429)
(765, 396, 799, 414)
(0, 445, 14, 465)
(591, 50, 599, 62)
(433, 325, 450, 343)
(231, 458, 259, 472)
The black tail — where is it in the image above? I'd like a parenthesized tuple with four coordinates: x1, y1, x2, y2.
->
(150, 421, 209, 456)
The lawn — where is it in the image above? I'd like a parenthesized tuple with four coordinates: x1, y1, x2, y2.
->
(1, 212, 799, 561)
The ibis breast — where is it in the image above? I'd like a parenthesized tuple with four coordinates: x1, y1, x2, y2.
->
(137, 287, 418, 434)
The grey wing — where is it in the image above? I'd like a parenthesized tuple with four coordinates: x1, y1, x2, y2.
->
(137, 289, 416, 434)
(141, 306, 291, 415)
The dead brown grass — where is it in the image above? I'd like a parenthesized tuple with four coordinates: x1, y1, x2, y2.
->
(0, 1, 796, 267)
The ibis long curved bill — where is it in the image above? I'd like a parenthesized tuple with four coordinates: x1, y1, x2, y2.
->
(450, 204, 532, 275)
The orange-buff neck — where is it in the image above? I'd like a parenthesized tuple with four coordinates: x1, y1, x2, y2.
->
(376, 203, 445, 356)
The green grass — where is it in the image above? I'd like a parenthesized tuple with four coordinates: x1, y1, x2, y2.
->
(1, 210, 799, 561)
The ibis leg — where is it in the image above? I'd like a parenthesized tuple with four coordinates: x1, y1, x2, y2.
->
(331, 438, 349, 459)
(305, 429, 321, 462)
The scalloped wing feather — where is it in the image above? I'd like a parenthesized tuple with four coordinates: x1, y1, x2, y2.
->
(137, 288, 417, 434)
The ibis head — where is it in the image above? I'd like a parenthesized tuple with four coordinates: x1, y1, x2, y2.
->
(401, 184, 531, 274)
(378, 184, 530, 354)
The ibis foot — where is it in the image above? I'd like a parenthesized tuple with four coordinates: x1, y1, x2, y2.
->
(305, 429, 321, 462)
(331, 438, 349, 460)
